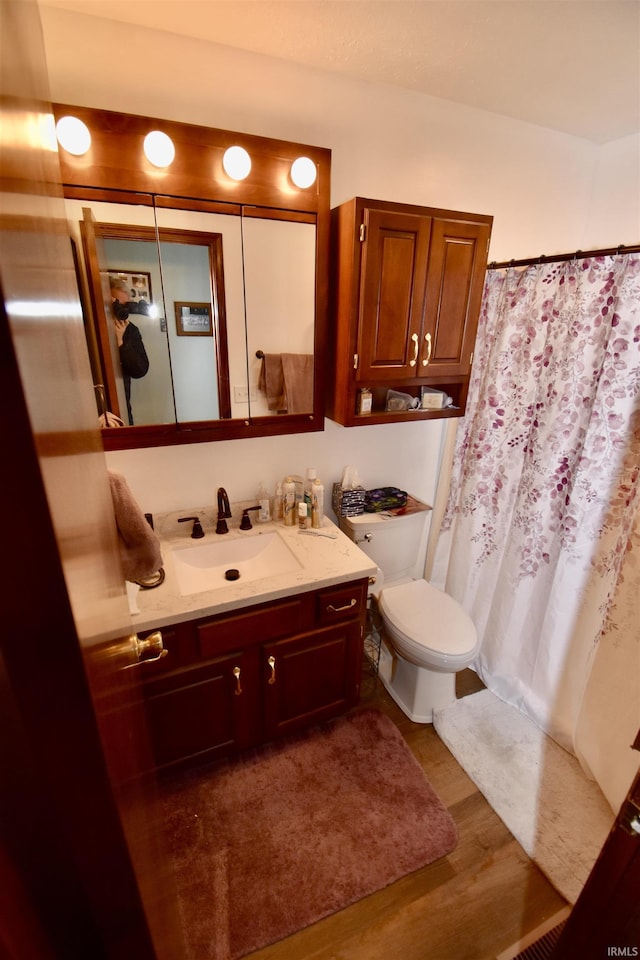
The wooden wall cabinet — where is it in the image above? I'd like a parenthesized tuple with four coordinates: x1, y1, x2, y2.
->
(136, 579, 368, 772)
(327, 197, 492, 425)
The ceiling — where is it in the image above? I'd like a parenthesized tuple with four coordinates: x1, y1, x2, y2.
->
(41, 0, 640, 143)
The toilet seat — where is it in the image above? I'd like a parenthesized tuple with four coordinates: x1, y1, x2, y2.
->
(378, 579, 478, 671)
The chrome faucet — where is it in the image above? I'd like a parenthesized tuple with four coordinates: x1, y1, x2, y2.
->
(216, 487, 232, 534)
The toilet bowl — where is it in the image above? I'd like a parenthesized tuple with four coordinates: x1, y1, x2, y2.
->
(340, 500, 479, 723)
(379, 578, 478, 673)
(376, 576, 479, 722)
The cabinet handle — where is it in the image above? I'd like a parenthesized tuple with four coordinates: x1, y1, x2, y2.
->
(409, 332, 419, 367)
(125, 631, 168, 668)
(327, 598, 357, 613)
(233, 666, 243, 696)
(422, 332, 432, 367)
(267, 655, 276, 685)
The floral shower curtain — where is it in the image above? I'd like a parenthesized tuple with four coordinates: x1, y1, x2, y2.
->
(438, 253, 640, 810)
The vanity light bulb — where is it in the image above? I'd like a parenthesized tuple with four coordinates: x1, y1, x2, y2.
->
(223, 146, 251, 181)
(55, 116, 91, 156)
(290, 156, 317, 189)
(143, 131, 175, 168)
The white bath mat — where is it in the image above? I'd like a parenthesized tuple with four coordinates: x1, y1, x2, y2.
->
(433, 689, 615, 903)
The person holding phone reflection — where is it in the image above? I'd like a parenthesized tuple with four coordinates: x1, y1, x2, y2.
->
(110, 277, 149, 425)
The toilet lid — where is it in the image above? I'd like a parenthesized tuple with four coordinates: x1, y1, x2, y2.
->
(379, 579, 477, 655)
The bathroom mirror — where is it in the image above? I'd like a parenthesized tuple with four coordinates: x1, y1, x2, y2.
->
(69, 197, 241, 427)
(54, 103, 331, 449)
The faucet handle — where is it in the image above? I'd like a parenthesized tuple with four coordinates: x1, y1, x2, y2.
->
(178, 516, 205, 539)
(240, 506, 261, 531)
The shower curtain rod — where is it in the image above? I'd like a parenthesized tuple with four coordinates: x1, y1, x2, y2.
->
(487, 242, 640, 270)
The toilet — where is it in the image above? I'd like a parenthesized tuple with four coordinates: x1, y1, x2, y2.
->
(340, 498, 479, 722)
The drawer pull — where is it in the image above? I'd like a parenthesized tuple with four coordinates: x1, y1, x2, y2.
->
(422, 331, 432, 367)
(267, 655, 276, 685)
(409, 332, 419, 367)
(233, 665, 243, 696)
(326, 598, 357, 614)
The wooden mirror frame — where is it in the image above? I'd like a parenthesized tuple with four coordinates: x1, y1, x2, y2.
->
(53, 103, 331, 450)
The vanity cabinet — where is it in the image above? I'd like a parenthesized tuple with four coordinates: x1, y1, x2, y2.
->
(327, 197, 492, 425)
(136, 578, 368, 771)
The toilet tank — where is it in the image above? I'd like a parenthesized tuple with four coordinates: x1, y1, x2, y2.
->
(339, 497, 431, 582)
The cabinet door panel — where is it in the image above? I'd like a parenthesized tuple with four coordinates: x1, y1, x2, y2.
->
(423, 219, 490, 376)
(263, 622, 362, 739)
(143, 652, 251, 769)
(358, 210, 431, 380)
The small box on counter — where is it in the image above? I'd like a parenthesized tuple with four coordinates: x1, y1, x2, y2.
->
(420, 386, 448, 409)
(332, 482, 366, 518)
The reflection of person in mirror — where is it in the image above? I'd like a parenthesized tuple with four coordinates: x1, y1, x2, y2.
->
(110, 278, 149, 425)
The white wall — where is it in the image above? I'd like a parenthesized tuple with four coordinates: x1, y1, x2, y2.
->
(40, 6, 640, 519)
(584, 133, 640, 247)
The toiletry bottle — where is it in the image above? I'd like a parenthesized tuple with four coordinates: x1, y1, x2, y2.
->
(257, 482, 271, 522)
(273, 480, 283, 521)
(311, 477, 324, 528)
(298, 501, 308, 529)
(283, 477, 296, 526)
(291, 474, 304, 509)
(304, 467, 317, 520)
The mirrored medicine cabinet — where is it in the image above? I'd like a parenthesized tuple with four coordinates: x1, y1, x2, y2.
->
(53, 103, 331, 450)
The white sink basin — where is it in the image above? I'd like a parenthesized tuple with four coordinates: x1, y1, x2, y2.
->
(171, 531, 302, 596)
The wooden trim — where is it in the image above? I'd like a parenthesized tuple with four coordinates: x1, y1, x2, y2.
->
(350, 195, 494, 228)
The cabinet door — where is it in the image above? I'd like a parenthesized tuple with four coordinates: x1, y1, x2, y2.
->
(422, 218, 491, 377)
(142, 649, 254, 770)
(262, 622, 363, 740)
(356, 208, 432, 381)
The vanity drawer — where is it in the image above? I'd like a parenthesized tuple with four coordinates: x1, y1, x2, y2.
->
(316, 580, 367, 625)
(198, 598, 304, 658)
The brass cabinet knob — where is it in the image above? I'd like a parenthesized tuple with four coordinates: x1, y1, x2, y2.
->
(130, 630, 168, 665)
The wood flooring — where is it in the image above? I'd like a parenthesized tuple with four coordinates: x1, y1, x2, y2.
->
(246, 667, 569, 960)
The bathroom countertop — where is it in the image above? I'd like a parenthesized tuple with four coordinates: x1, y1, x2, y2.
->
(130, 514, 377, 632)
